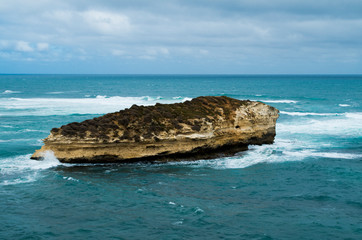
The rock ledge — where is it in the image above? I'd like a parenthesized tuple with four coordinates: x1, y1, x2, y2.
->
(31, 96, 279, 163)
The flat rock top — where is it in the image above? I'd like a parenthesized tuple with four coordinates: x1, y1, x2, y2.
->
(48, 96, 270, 143)
(32, 96, 279, 162)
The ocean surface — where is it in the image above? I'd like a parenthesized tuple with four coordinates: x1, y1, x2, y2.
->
(0, 74, 361, 239)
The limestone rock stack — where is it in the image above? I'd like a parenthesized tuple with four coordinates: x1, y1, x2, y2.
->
(31, 96, 279, 163)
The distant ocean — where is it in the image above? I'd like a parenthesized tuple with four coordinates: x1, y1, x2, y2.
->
(1, 75, 361, 239)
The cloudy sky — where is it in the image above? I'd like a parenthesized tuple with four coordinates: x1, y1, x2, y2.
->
(1, 0, 362, 74)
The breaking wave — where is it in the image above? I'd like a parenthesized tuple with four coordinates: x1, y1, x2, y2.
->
(46, 91, 65, 94)
(2, 90, 21, 94)
(0, 151, 61, 186)
(260, 100, 298, 104)
(0, 96, 192, 116)
(280, 111, 343, 116)
(1, 94, 360, 172)
(278, 112, 362, 136)
(162, 111, 362, 169)
(168, 137, 362, 170)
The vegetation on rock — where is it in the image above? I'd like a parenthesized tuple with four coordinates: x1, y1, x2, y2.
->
(51, 96, 251, 142)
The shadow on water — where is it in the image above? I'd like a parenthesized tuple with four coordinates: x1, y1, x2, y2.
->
(52, 160, 204, 176)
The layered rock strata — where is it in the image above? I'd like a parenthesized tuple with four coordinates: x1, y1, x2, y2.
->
(31, 96, 279, 163)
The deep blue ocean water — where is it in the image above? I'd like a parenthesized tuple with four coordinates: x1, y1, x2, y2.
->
(0, 75, 361, 239)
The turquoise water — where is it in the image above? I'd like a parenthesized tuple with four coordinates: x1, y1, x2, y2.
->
(0, 75, 361, 239)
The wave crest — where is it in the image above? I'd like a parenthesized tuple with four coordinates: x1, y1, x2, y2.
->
(0, 152, 61, 185)
(0, 96, 191, 116)
(280, 111, 342, 116)
(2, 90, 21, 94)
(278, 112, 362, 136)
(260, 100, 298, 104)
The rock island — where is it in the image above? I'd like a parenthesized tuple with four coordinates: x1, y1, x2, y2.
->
(31, 96, 279, 163)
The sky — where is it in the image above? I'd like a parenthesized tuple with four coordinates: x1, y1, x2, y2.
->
(0, 0, 362, 74)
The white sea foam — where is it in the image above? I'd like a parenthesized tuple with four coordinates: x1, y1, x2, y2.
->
(208, 139, 300, 169)
(222, 144, 359, 169)
(339, 104, 351, 107)
(63, 176, 79, 182)
(46, 91, 64, 94)
(1, 174, 40, 186)
(280, 111, 342, 116)
(278, 112, 362, 136)
(0, 138, 38, 142)
(161, 139, 296, 169)
(193, 111, 360, 169)
(166, 134, 361, 169)
(2, 90, 21, 94)
(345, 112, 362, 120)
(0, 152, 61, 185)
(0, 96, 191, 116)
(194, 207, 204, 214)
(2, 129, 48, 134)
(20, 129, 48, 133)
(284, 150, 362, 159)
(1, 152, 60, 174)
(260, 100, 298, 104)
(0, 125, 14, 128)
(172, 220, 183, 225)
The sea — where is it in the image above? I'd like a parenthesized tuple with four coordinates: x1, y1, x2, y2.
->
(0, 74, 361, 239)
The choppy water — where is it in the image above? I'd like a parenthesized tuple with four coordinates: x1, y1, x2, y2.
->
(1, 75, 361, 239)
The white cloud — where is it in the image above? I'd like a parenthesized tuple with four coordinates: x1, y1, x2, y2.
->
(139, 55, 155, 60)
(37, 42, 49, 51)
(159, 48, 169, 55)
(1, 0, 362, 72)
(81, 10, 130, 34)
(15, 41, 33, 52)
(0, 40, 10, 50)
(145, 47, 169, 56)
(111, 49, 125, 56)
(199, 49, 208, 55)
(41, 9, 131, 37)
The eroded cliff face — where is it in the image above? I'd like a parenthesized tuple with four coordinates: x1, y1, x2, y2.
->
(31, 96, 279, 163)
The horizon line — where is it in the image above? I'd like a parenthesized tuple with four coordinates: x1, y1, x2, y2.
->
(1, 73, 362, 76)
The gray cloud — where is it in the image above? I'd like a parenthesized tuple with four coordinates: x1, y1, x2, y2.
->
(1, 0, 362, 73)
